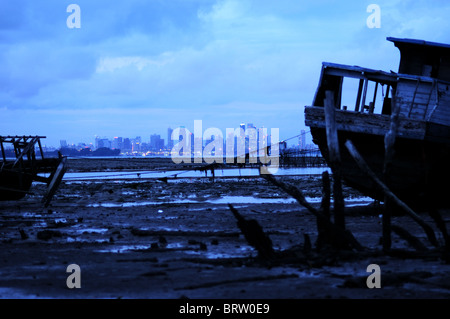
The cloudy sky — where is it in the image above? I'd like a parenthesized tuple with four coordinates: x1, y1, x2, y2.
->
(1, 0, 450, 148)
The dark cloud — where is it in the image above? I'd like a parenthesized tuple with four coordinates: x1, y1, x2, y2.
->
(1, 0, 450, 146)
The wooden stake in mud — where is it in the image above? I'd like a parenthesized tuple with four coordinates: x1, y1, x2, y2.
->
(261, 173, 363, 251)
(316, 171, 331, 248)
(345, 140, 439, 247)
(228, 204, 275, 260)
(382, 90, 401, 251)
(324, 90, 345, 229)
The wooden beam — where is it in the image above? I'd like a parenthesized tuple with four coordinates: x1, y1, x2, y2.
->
(0, 140, 5, 163)
(371, 82, 378, 113)
(344, 139, 439, 247)
(355, 79, 364, 112)
(407, 79, 420, 117)
(12, 137, 38, 167)
(324, 90, 345, 229)
(37, 138, 45, 160)
(261, 173, 363, 251)
(361, 79, 369, 112)
(382, 90, 400, 251)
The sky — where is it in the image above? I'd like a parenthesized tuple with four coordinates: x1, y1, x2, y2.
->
(1, 0, 450, 148)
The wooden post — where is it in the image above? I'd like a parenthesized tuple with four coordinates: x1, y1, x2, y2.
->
(345, 139, 439, 247)
(371, 82, 378, 113)
(0, 138, 6, 163)
(355, 79, 364, 112)
(382, 91, 400, 251)
(37, 138, 45, 160)
(324, 90, 345, 229)
(320, 170, 331, 221)
(361, 79, 368, 111)
(316, 170, 331, 249)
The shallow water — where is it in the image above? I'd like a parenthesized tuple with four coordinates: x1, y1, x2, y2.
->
(63, 167, 331, 181)
(86, 195, 374, 208)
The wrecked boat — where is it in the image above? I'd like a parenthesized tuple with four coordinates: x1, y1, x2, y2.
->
(0, 136, 67, 207)
(305, 37, 450, 209)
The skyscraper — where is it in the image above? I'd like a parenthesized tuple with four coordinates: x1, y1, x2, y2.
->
(240, 123, 246, 135)
(150, 134, 161, 151)
(299, 129, 306, 150)
(167, 127, 174, 149)
(112, 137, 123, 150)
(123, 138, 132, 152)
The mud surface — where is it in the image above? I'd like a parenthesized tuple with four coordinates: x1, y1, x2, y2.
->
(1, 158, 450, 299)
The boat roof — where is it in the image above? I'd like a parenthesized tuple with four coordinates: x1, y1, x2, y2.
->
(321, 62, 440, 83)
(387, 37, 450, 81)
(387, 37, 450, 50)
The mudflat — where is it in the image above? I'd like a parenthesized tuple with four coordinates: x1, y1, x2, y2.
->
(1, 157, 450, 300)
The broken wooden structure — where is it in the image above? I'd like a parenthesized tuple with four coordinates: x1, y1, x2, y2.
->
(0, 136, 67, 207)
(301, 37, 450, 254)
(227, 38, 450, 262)
(305, 37, 450, 210)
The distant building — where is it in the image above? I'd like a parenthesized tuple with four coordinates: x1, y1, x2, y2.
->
(167, 127, 174, 150)
(247, 124, 257, 156)
(299, 129, 306, 150)
(112, 137, 123, 150)
(133, 136, 142, 152)
(240, 123, 245, 135)
(60, 140, 67, 148)
(123, 138, 132, 152)
(97, 138, 111, 149)
(150, 134, 164, 152)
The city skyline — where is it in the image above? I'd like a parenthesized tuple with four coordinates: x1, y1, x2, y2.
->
(55, 121, 314, 153)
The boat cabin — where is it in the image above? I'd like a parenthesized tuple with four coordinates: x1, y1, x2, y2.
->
(306, 37, 450, 142)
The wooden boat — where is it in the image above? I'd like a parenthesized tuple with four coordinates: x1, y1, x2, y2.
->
(0, 136, 67, 207)
(304, 37, 450, 209)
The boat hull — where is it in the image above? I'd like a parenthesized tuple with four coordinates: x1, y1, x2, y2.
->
(310, 126, 450, 210)
(0, 157, 64, 202)
(0, 170, 34, 200)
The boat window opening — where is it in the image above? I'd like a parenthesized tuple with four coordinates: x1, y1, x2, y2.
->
(340, 77, 388, 115)
(381, 85, 393, 115)
(340, 77, 361, 112)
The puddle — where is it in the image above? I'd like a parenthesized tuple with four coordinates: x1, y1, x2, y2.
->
(183, 245, 255, 259)
(87, 199, 198, 207)
(209, 196, 297, 204)
(95, 244, 150, 253)
(22, 212, 43, 218)
(74, 228, 109, 234)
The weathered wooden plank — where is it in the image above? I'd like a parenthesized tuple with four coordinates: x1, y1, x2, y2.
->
(42, 156, 67, 207)
(397, 95, 436, 106)
(304, 106, 426, 140)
